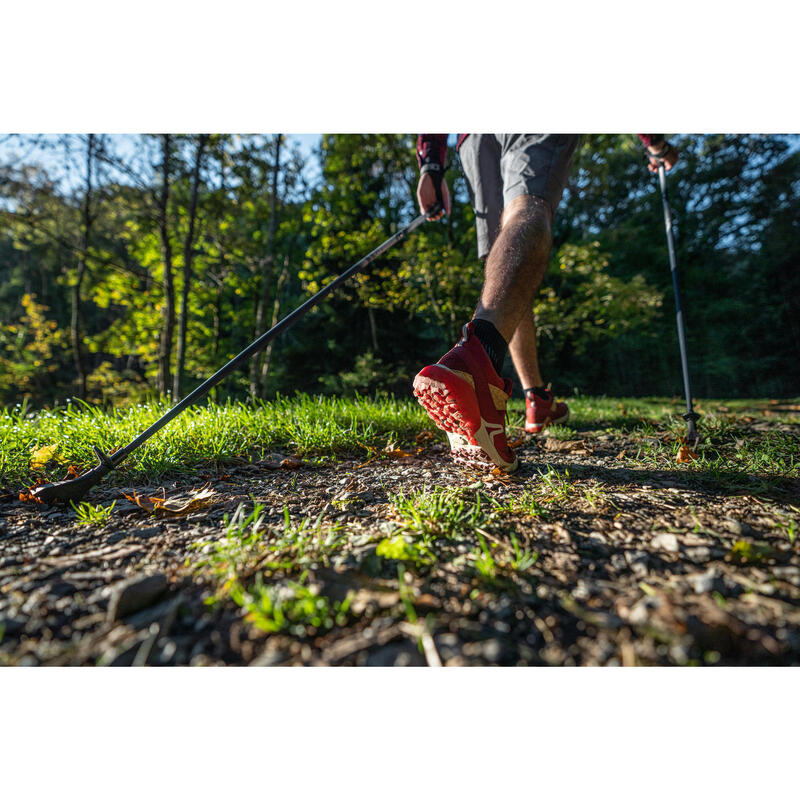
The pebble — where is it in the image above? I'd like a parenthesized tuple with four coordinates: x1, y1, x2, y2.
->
(721, 518, 744, 536)
(687, 569, 717, 594)
(130, 526, 160, 539)
(629, 596, 661, 625)
(652, 533, 679, 553)
(685, 546, 712, 563)
(624, 550, 649, 577)
(106, 573, 168, 622)
(0, 614, 26, 635)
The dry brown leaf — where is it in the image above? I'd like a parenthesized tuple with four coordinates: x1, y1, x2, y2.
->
(675, 445, 698, 464)
(507, 437, 524, 449)
(19, 478, 45, 503)
(543, 438, 590, 454)
(123, 485, 216, 517)
(259, 454, 303, 470)
(384, 448, 415, 459)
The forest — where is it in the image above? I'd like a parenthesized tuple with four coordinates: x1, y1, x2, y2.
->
(1, 133, 798, 410)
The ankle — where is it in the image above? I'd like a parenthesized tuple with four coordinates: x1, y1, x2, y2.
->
(524, 385, 551, 402)
(471, 318, 508, 375)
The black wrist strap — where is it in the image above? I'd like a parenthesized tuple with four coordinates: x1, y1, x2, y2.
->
(420, 162, 444, 207)
(647, 141, 672, 160)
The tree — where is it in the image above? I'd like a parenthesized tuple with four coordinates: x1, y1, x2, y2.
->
(250, 133, 282, 398)
(70, 133, 96, 398)
(156, 134, 175, 396)
(173, 134, 209, 400)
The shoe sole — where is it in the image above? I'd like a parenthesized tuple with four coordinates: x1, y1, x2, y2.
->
(413, 365, 518, 473)
(525, 407, 570, 435)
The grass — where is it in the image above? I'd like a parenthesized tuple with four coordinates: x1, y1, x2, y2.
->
(3, 394, 797, 488)
(390, 486, 491, 538)
(70, 500, 116, 526)
(194, 501, 346, 584)
(1, 393, 431, 484)
(7, 391, 796, 665)
(193, 500, 353, 635)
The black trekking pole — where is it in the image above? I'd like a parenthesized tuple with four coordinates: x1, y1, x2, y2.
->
(656, 161, 700, 447)
(32, 209, 437, 503)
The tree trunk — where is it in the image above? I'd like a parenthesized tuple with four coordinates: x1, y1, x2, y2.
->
(367, 306, 379, 353)
(260, 253, 291, 387)
(173, 134, 208, 400)
(71, 133, 94, 399)
(157, 134, 175, 397)
(250, 134, 282, 398)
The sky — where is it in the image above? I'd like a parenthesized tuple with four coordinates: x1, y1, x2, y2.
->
(0, 134, 324, 194)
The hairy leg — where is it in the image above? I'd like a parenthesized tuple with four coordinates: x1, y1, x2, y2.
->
(475, 193, 553, 342)
(508, 310, 543, 388)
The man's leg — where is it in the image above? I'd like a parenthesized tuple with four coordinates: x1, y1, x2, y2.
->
(474, 194, 553, 343)
(508, 309, 543, 389)
(412, 135, 576, 470)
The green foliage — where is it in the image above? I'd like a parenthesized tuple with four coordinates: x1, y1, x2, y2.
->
(1, 133, 799, 405)
(232, 572, 353, 635)
(535, 241, 662, 356)
(0, 294, 67, 400)
(70, 500, 116, 526)
(375, 534, 434, 567)
(390, 486, 491, 538)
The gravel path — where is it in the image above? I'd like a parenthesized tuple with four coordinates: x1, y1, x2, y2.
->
(2, 425, 798, 666)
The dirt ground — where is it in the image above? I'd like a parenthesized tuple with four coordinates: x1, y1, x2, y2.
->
(1, 423, 798, 666)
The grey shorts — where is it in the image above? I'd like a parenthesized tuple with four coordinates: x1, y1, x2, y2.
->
(458, 134, 579, 258)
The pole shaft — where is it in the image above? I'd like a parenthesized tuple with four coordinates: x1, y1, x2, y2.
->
(111, 213, 429, 466)
(658, 164, 695, 418)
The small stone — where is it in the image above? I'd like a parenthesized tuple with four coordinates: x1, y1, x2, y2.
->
(687, 569, 716, 593)
(721, 518, 744, 536)
(106, 573, 168, 622)
(482, 639, 502, 661)
(130, 526, 160, 539)
(685, 546, 712, 563)
(610, 553, 627, 570)
(0, 615, 26, 636)
(652, 533, 679, 553)
(628, 601, 649, 625)
(624, 550, 649, 577)
(628, 595, 661, 625)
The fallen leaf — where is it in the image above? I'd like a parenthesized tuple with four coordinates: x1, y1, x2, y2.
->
(384, 448, 415, 459)
(30, 444, 60, 470)
(507, 437, 524, 449)
(19, 478, 45, 503)
(123, 485, 216, 517)
(543, 438, 591, 454)
(259, 454, 303, 470)
(617, 450, 627, 460)
(675, 445, 698, 464)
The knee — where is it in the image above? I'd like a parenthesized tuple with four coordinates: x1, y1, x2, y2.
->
(502, 194, 552, 235)
(501, 194, 553, 255)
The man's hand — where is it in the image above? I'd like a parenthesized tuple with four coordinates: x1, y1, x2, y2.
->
(416, 172, 451, 220)
(647, 142, 679, 173)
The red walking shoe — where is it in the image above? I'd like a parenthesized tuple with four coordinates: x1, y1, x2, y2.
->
(412, 322, 519, 473)
(525, 388, 569, 434)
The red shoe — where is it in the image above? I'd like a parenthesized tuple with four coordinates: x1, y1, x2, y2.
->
(525, 388, 569, 434)
(412, 322, 519, 473)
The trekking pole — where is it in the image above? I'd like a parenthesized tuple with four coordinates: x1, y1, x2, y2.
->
(656, 161, 700, 447)
(32, 208, 438, 503)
